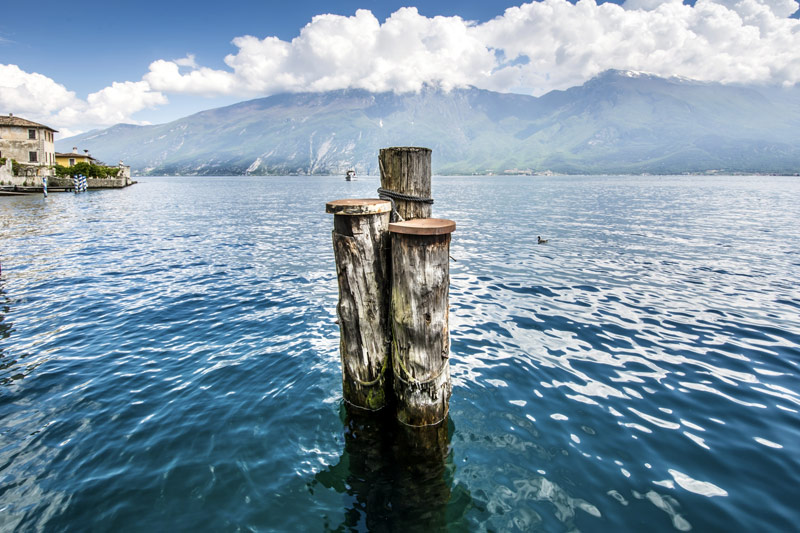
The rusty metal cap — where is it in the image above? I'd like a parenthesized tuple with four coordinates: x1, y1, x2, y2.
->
(325, 199, 392, 215)
(389, 218, 456, 235)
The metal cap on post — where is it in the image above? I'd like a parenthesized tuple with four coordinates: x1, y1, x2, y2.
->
(389, 218, 456, 236)
(326, 198, 392, 411)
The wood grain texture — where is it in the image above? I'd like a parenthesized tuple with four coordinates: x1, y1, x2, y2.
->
(391, 233, 452, 426)
(326, 199, 391, 216)
(332, 212, 391, 410)
(379, 147, 432, 220)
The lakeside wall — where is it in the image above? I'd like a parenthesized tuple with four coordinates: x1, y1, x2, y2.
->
(46, 176, 134, 189)
(0, 170, 134, 190)
(87, 178, 132, 188)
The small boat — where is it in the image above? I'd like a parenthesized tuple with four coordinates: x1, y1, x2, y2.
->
(345, 169, 356, 181)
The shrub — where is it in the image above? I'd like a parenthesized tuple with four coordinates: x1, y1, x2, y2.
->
(54, 162, 121, 179)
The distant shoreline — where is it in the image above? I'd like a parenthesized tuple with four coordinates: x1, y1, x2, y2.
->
(130, 172, 800, 178)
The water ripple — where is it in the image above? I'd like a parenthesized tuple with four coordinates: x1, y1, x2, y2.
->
(2, 175, 799, 531)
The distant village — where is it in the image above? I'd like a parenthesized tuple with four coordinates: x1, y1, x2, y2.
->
(0, 113, 131, 188)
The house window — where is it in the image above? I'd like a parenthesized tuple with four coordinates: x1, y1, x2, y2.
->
(29, 151, 38, 163)
(29, 129, 36, 140)
(69, 158, 75, 166)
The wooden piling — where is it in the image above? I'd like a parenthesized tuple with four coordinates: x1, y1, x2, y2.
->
(326, 199, 393, 411)
(389, 218, 456, 426)
(379, 147, 432, 220)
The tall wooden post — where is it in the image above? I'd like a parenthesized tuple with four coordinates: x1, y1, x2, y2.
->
(326, 199, 392, 411)
(389, 218, 456, 426)
(379, 147, 432, 220)
(379, 146, 454, 426)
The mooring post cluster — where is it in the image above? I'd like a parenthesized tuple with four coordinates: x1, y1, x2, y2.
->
(326, 147, 455, 428)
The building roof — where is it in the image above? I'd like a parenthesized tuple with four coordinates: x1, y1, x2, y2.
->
(0, 114, 58, 132)
(55, 152, 95, 159)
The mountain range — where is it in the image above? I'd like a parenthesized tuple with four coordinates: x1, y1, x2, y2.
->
(58, 70, 800, 176)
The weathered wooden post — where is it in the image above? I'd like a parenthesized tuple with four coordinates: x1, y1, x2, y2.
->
(326, 199, 393, 411)
(389, 218, 456, 426)
(378, 146, 455, 426)
(378, 147, 433, 220)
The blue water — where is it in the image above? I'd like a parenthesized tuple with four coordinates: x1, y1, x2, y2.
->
(1, 175, 799, 531)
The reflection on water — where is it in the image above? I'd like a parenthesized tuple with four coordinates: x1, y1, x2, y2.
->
(0, 281, 34, 386)
(0, 282, 12, 380)
(441, 174, 800, 532)
(0, 282, 10, 340)
(0, 175, 799, 531)
(313, 405, 472, 531)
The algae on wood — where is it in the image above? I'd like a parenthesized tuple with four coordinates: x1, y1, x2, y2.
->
(390, 232, 452, 426)
(327, 200, 392, 410)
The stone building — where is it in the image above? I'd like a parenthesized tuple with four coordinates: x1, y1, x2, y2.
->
(0, 114, 57, 177)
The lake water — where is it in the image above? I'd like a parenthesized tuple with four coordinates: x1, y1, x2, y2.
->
(1, 175, 799, 531)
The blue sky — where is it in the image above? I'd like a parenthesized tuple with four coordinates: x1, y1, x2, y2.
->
(5, 1, 555, 95)
(2, 0, 798, 137)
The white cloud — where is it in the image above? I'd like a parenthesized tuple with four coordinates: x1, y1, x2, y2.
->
(3, 0, 800, 133)
(477, 0, 800, 94)
(1, 64, 166, 135)
(146, 8, 497, 96)
(83, 81, 167, 123)
(173, 54, 199, 68)
(707, 0, 799, 18)
(0, 64, 81, 115)
(146, 59, 237, 95)
(141, 0, 800, 99)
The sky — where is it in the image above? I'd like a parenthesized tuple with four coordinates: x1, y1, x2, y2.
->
(2, 0, 799, 138)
